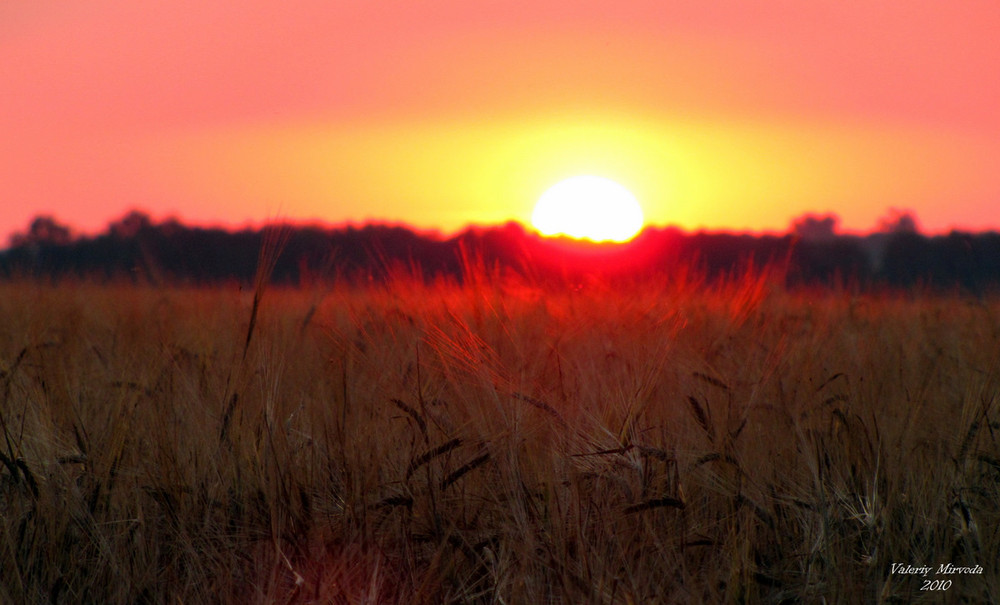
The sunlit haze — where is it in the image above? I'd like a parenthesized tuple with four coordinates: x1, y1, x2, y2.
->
(3, 1, 1000, 242)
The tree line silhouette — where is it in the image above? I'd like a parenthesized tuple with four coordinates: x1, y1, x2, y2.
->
(3, 211, 1000, 293)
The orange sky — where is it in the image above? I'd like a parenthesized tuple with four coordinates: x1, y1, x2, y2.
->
(3, 1, 1000, 241)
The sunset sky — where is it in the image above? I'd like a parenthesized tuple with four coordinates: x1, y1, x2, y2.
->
(3, 1, 1000, 242)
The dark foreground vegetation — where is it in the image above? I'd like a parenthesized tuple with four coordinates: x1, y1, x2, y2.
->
(4, 211, 1000, 291)
(2, 263, 1000, 603)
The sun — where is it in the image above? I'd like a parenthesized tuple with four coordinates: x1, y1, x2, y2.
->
(531, 175, 644, 243)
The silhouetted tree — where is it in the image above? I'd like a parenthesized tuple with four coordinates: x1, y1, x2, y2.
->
(109, 210, 153, 239)
(791, 213, 839, 242)
(876, 208, 920, 234)
(9, 215, 73, 247)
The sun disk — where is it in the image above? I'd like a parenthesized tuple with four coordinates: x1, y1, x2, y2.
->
(532, 175, 644, 242)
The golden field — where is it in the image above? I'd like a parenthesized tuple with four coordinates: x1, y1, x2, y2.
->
(1, 270, 999, 603)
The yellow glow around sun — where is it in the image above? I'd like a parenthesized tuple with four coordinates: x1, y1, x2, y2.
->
(531, 175, 645, 242)
(149, 110, 988, 235)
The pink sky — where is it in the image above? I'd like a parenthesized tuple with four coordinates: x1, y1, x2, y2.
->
(3, 0, 1000, 242)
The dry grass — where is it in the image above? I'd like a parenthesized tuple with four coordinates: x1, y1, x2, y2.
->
(1, 270, 999, 603)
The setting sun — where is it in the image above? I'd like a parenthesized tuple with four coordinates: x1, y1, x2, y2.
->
(531, 175, 645, 243)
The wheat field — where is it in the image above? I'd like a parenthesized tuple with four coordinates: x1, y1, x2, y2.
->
(1, 270, 999, 603)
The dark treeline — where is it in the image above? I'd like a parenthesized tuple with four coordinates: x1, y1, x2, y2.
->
(3, 211, 1000, 293)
